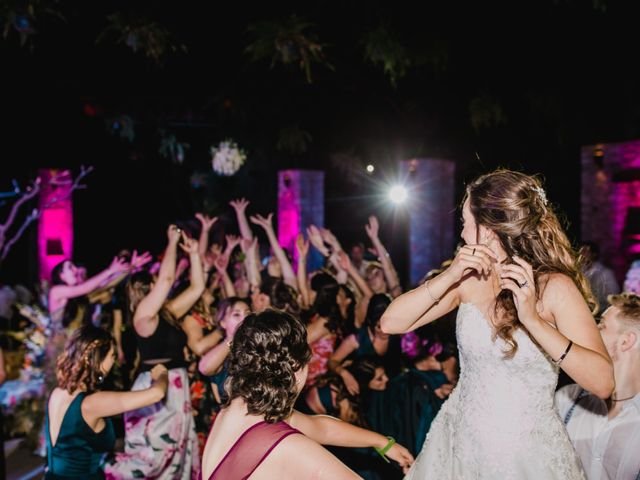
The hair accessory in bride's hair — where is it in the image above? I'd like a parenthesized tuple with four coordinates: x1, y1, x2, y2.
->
(532, 186, 548, 206)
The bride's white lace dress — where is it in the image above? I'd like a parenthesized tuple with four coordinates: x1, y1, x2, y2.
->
(405, 302, 585, 479)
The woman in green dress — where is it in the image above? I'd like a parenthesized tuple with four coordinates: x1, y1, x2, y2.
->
(45, 325, 168, 479)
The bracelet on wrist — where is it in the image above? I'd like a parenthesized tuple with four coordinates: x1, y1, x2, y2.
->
(425, 280, 441, 305)
(374, 436, 396, 463)
(553, 340, 573, 366)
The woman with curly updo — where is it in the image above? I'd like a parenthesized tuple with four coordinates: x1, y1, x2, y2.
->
(201, 309, 414, 479)
(45, 325, 167, 479)
(382, 169, 614, 479)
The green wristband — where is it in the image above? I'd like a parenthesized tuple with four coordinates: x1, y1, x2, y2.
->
(374, 436, 395, 463)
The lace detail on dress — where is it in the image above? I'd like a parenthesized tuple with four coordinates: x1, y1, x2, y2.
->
(405, 302, 585, 479)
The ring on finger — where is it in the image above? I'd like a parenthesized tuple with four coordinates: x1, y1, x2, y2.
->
(519, 280, 528, 288)
(472, 248, 476, 256)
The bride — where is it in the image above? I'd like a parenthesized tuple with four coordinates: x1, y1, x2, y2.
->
(381, 169, 614, 479)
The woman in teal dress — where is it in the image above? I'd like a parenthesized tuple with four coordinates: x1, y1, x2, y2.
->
(45, 325, 168, 479)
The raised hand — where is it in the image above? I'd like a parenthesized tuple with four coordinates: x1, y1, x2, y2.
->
(320, 228, 342, 252)
(130, 250, 152, 270)
(295, 233, 309, 258)
(179, 231, 199, 255)
(306, 225, 329, 256)
(249, 213, 274, 231)
(229, 198, 250, 212)
(225, 234, 241, 253)
(498, 256, 538, 325)
(109, 256, 130, 274)
(365, 215, 380, 240)
(167, 224, 182, 244)
(195, 213, 218, 231)
(337, 250, 352, 271)
(445, 244, 496, 281)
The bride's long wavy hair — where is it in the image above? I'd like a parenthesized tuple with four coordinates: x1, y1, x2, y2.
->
(465, 169, 595, 357)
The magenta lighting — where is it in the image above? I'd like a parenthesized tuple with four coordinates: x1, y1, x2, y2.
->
(581, 140, 640, 281)
(38, 169, 74, 281)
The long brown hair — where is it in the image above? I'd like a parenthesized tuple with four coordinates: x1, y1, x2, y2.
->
(56, 325, 115, 393)
(466, 169, 595, 357)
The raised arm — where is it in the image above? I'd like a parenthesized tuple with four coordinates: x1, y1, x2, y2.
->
(112, 309, 124, 364)
(365, 216, 402, 297)
(250, 213, 298, 289)
(214, 251, 236, 298)
(241, 237, 261, 288)
(307, 225, 331, 258)
(380, 244, 495, 334)
(91, 251, 153, 300)
(296, 234, 311, 309)
(82, 364, 168, 424)
(229, 198, 253, 241)
(288, 411, 414, 473)
(134, 225, 181, 326)
(166, 233, 206, 319)
(196, 213, 218, 259)
(49, 256, 129, 308)
(501, 260, 614, 399)
(337, 251, 373, 299)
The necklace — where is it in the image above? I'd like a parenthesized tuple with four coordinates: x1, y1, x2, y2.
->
(611, 394, 637, 402)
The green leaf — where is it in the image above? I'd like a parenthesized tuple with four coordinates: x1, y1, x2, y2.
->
(132, 469, 145, 478)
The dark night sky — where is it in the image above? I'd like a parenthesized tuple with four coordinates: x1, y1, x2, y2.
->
(2, 0, 640, 284)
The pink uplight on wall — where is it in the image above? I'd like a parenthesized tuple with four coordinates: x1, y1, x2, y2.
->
(38, 169, 74, 281)
(277, 170, 324, 271)
(582, 140, 640, 281)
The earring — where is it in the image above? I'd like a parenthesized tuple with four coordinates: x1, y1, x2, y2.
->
(97, 374, 105, 385)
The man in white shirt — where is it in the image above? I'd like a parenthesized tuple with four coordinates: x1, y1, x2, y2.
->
(555, 292, 640, 480)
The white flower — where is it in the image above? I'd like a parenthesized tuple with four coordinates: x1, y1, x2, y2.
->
(210, 140, 247, 176)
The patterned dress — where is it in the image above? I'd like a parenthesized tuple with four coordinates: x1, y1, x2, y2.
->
(306, 319, 337, 388)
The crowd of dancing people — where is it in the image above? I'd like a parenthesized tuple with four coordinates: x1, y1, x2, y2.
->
(1, 168, 639, 479)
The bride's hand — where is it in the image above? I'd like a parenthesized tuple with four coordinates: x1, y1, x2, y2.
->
(445, 244, 496, 282)
(499, 256, 538, 324)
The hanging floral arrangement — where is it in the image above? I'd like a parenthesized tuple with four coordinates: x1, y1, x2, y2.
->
(210, 140, 247, 176)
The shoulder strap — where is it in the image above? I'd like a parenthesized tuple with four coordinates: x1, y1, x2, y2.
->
(209, 421, 300, 480)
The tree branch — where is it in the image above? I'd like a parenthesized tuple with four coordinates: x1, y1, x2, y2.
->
(0, 166, 94, 263)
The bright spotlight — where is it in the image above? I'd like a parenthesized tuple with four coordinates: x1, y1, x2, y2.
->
(366, 164, 375, 173)
(389, 185, 408, 204)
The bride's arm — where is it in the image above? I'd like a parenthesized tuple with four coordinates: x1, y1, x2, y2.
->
(381, 244, 495, 334)
(502, 260, 614, 400)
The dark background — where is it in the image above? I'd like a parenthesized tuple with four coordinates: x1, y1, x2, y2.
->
(2, 0, 639, 285)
